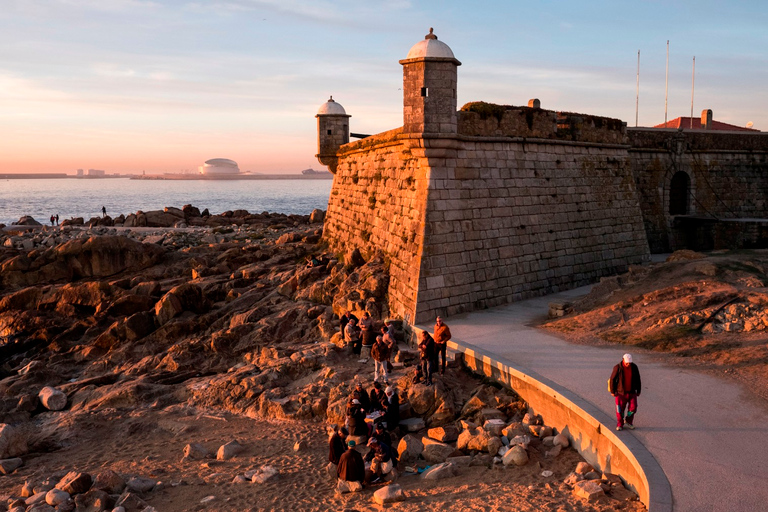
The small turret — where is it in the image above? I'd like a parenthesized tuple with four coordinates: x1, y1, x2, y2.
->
(316, 96, 350, 173)
(399, 28, 461, 135)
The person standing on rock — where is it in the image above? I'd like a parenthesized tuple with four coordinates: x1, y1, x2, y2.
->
(433, 316, 452, 375)
(609, 353, 642, 431)
(101, 206, 106, 218)
(381, 325, 397, 366)
(359, 311, 374, 349)
(345, 318, 361, 355)
(337, 440, 365, 492)
(55, 214, 59, 226)
(418, 330, 436, 386)
(339, 311, 358, 335)
(371, 335, 390, 383)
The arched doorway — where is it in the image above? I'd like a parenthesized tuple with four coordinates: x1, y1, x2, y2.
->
(669, 171, 690, 215)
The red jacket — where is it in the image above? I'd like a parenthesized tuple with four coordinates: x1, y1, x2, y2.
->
(609, 362, 641, 395)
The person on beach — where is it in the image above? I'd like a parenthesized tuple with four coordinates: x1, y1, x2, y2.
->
(371, 335, 390, 383)
(101, 206, 106, 218)
(327, 426, 348, 477)
(417, 330, 436, 386)
(433, 316, 452, 375)
(359, 311, 374, 349)
(337, 440, 365, 492)
(383, 386, 399, 431)
(609, 353, 642, 431)
(345, 318, 361, 355)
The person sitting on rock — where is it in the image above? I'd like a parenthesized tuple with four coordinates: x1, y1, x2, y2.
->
(346, 398, 368, 437)
(417, 330, 436, 386)
(345, 318, 361, 355)
(327, 426, 348, 478)
(371, 335, 390, 383)
(364, 437, 394, 484)
(352, 380, 371, 413)
(305, 255, 321, 268)
(337, 440, 365, 493)
(369, 381, 387, 412)
(371, 421, 392, 449)
(383, 386, 400, 432)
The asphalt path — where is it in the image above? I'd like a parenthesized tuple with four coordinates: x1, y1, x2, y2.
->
(441, 286, 768, 512)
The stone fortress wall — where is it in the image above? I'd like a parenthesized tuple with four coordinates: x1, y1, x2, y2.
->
(628, 128, 768, 252)
(317, 29, 768, 324)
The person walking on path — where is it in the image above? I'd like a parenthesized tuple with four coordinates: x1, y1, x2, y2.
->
(609, 353, 642, 431)
(418, 330, 436, 386)
(433, 316, 451, 375)
(371, 335, 390, 383)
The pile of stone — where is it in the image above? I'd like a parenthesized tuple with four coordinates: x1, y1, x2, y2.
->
(564, 461, 629, 503)
(2, 468, 159, 512)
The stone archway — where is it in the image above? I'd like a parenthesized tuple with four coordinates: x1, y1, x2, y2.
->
(669, 171, 690, 215)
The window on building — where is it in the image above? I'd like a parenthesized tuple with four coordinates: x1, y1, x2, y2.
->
(669, 171, 690, 215)
(421, 87, 428, 97)
(327, 129, 332, 135)
(343, 125, 349, 144)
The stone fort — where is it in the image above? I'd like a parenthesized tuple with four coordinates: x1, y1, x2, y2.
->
(315, 29, 768, 324)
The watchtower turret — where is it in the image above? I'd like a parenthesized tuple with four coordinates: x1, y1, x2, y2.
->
(399, 28, 461, 135)
(316, 96, 350, 173)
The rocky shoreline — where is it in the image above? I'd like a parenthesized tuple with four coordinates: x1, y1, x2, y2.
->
(0, 206, 643, 511)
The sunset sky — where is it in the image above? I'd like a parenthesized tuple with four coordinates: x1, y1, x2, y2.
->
(2, 0, 766, 174)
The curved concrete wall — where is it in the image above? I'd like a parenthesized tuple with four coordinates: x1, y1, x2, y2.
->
(411, 326, 672, 511)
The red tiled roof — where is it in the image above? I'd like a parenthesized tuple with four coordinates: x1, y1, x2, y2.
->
(654, 117, 758, 132)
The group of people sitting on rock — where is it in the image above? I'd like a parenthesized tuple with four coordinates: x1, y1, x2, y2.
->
(340, 311, 398, 381)
(326, 377, 402, 493)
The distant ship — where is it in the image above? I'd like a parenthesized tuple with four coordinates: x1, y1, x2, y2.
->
(301, 168, 330, 175)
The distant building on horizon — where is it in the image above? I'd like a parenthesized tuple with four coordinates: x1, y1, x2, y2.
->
(654, 109, 759, 132)
(87, 169, 106, 177)
(199, 158, 240, 175)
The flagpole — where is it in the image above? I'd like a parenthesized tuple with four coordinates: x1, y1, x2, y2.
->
(665, 40, 669, 124)
(636, 50, 640, 127)
(690, 56, 695, 129)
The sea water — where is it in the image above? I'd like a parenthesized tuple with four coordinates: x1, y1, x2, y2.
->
(0, 179, 332, 226)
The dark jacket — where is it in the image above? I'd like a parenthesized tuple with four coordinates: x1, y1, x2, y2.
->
(346, 403, 368, 436)
(337, 448, 365, 482)
(609, 362, 641, 395)
(353, 388, 371, 413)
(340, 313, 358, 333)
(384, 392, 400, 430)
(418, 334, 435, 361)
(364, 440, 393, 463)
(370, 388, 387, 411)
(329, 433, 346, 464)
(372, 429, 392, 449)
(371, 341, 390, 362)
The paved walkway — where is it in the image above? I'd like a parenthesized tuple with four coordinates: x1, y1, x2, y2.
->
(439, 287, 768, 512)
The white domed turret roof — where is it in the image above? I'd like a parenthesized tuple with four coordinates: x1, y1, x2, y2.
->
(406, 28, 455, 59)
(204, 158, 238, 167)
(317, 96, 347, 115)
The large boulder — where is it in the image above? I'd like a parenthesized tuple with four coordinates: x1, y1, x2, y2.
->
(0, 424, 27, 458)
(396, 435, 423, 463)
(154, 283, 208, 325)
(143, 210, 180, 227)
(421, 438, 456, 464)
(456, 427, 494, 452)
(38, 386, 67, 411)
(573, 480, 605, 502)
(421, 462, 456, 481)
(428, 425, 459, 443)
(55, 471, 92, 495)
(502, 445, 529, 466)
(373, 484, 404, 504)
(15, 216, 41, 226)
(407, 384, 435, 415)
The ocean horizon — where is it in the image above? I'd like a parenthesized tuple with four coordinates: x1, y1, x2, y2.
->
(0, 178, 332, 226)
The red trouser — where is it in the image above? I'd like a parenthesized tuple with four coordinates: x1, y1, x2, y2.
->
(615, 393, 638, 427)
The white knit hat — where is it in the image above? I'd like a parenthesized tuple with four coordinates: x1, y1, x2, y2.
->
(623, 353, 633, 364)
